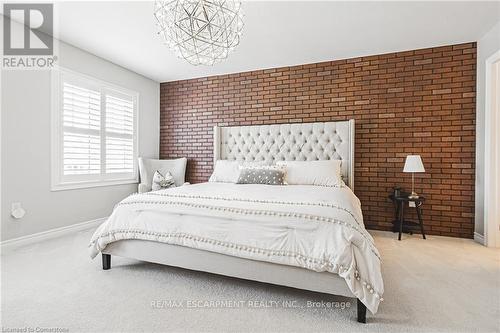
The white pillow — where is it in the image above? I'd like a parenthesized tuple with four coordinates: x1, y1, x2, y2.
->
(138, 157, 187, 192)
(276, 160, 343, 187)
(209, 160, 240, 183)
(209, 160, 274, 183)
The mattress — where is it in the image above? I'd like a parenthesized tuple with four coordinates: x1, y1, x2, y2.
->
(89, 182, 384, 313)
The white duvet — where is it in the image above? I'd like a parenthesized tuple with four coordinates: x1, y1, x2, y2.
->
(89, 183, 384, 313)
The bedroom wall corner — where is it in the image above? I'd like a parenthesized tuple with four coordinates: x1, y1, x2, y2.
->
(0, 40, 160, 242)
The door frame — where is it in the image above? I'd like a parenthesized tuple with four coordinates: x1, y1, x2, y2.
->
(484, 49, 500, 248)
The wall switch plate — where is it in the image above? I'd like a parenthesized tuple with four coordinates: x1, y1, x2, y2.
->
(409, 201, 416, 208)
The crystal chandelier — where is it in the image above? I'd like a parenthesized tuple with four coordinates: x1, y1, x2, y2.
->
(154, 0, 244, 66)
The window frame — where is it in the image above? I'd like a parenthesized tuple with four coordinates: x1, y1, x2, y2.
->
(51, 67, 139, 191)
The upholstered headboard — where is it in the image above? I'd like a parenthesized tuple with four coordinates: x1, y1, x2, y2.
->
(213, 120, 355, 189)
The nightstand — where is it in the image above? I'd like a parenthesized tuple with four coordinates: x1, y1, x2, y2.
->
(389, 192, 426, 241)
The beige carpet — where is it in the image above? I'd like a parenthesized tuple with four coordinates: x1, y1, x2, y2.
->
(1, 229, 499, 332)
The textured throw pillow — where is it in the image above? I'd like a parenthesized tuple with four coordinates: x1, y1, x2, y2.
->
(138, 157, 187, 192)
(236, 167, 285, 185)
(276, 160, 343, 187)
(209, 160, 274, 183)
(151, 170, 176, 191)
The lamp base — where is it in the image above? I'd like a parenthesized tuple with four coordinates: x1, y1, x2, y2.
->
(408, 191, 419, 199)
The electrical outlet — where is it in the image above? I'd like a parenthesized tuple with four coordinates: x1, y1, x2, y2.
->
(11, 202, 26, 219)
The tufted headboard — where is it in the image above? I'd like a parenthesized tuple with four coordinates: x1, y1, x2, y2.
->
(213, 120, 355, 189)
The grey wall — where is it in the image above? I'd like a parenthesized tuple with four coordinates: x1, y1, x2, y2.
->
(1, 41, 159, 241)
(475, 21, 500, 236)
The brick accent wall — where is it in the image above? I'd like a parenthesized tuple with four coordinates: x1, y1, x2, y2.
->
(160, 42, 476, 238)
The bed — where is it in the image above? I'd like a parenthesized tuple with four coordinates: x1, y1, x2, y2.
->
(89, 119, 384, 323)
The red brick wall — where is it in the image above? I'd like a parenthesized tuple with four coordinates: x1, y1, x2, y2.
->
(160, 42, 476, 238)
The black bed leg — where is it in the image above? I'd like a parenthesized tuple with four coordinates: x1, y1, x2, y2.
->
(357, 299, 367, 323)
(102, 254, 111, 270)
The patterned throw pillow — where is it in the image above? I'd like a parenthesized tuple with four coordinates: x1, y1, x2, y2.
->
(236, 168, 285, 185)
(151, 170, 176, 191)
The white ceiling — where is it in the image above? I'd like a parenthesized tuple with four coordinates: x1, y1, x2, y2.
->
(51, 1, 499, 82)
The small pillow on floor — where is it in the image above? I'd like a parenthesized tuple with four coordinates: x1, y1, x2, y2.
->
(236, 167, 285, 185)
(152, 170, 176, 191)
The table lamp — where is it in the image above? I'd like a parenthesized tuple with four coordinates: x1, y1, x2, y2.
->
(403, 155, 425, 199)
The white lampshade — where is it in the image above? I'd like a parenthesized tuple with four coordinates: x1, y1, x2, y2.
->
(403, 155, 425, 173)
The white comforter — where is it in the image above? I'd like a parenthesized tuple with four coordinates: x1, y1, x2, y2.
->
(89, 183, 384, 313)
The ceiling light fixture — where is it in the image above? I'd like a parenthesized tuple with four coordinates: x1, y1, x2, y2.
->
(154, 0, 244, 66)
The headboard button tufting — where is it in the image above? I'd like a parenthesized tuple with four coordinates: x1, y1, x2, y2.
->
(216, 120, 354, 189)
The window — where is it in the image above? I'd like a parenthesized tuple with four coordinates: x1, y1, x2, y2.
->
(51, 68, 139, 190)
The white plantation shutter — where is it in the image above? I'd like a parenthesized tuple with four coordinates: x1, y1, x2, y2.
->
(52, 69, 138, 190)
(62, 82, 101, 175)
(63, 132, 101, 175)
(105, 94, 135, 174)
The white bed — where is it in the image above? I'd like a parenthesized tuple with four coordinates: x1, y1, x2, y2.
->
(90, 120, 384, 323)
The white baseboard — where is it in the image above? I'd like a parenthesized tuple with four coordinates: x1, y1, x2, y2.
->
(474, 232, 485, 245)
(1, 217, 106, 253)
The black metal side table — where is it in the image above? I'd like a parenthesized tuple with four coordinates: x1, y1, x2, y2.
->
(389, 193, 426, 241)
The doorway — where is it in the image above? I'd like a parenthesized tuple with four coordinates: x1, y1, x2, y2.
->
(484, 49, 500, 247)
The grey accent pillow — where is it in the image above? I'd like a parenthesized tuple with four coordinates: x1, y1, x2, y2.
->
(152, 170, 176, 191)
(236, 168, 285, 185)
(138, 157, 187, 191)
